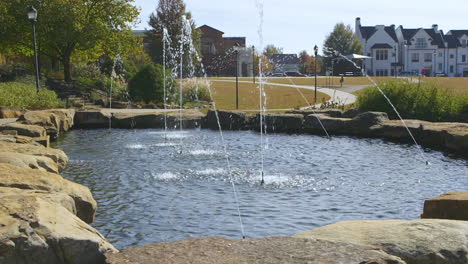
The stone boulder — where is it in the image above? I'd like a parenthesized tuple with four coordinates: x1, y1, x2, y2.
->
(0, 164, 97, 223)
(294, 219, 468, 264)
(105, 237, 405, 264)
(343, 108, 361, 118)
(304, 114, 352, 135)
(0, 195, 117, 264)
(290, 109, 344, 118)
(203, 110, 248, 130)
(0, 107, 24, 118)
(0, 141, 68, 171)
(0, 122, 46, 138)
(111, 113, 165, 129)
(422, 192, 468, 221)
(0, 134, 43, 146)
(18, 109, 75, 140)
(260, 114, 304, 133)
(0, 152, 59, 173)
(74, 111, 111, 129)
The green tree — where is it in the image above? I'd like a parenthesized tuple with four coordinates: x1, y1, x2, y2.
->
(128, 64, 174, 103)
(323, 23, 363, 75)
(146, 0, 200, 72)
(263, 44, 283, 58)
(0, 0, 140, 82)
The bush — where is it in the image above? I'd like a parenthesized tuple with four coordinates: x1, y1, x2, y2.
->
(181, 78, 212, 103)
(128, 64, 174, 103)
(356, 79, 467, 122)
(0, 82, 63, 109)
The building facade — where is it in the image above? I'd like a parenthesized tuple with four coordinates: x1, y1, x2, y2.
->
(356, 18, 468, 77)
(269, 54, 300, 73)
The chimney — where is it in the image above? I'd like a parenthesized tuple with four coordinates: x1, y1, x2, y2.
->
(376, 25, 385, 30)
(432, 24, 438, 32)
(355, 17, 361, 32)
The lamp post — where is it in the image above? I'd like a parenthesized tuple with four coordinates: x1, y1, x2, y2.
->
(314, 45, 318, 104)
(235, 49, 239, 109)
(252, 46, 256, 84)
(28, 6, 40, 92)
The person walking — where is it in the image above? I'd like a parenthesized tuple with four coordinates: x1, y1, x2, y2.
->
(340, 75, 344, 87)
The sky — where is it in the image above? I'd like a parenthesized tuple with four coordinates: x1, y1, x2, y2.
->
(132, 0, 468, 55)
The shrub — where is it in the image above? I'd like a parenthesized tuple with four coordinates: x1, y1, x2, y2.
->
(356, 79, 466, 122)
(181, 78, 212, 103)
(128, 64, 174, 103)
(0, 82, 63, 109)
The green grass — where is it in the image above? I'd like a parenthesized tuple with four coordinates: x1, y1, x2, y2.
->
(356, 79, 468, 122)
(0, 82, 63, 109)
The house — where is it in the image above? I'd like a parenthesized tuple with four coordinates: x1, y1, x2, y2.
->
(197, 25, 253, 77)
(269, 54, 300, 73)
(355, 17, 468, 77)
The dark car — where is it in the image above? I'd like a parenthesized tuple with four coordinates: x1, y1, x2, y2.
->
(284, 71, 306, 77)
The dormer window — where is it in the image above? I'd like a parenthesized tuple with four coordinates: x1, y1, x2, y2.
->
(462, 39, 467, 47)
(415, 38, 427, 49)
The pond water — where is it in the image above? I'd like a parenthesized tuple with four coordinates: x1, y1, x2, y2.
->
(55, 129, 468, 249)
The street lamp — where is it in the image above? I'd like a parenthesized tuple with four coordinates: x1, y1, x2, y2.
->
(314, 45, 318, 104)
(235, 49, 239, 109)
(28, 6, 40, 92)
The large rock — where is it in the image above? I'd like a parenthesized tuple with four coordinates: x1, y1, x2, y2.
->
(260, 114, 304, 133)
(304, 114, 352, 135)
(0, 164, 97, 223)
(18, 109, 75, 140)
(0, 151, 59, 173)
(0, 195, 117, 264)
(290, 109, 344, 118)
(74, 111, 111, 129)
(0, 122, 46, 137)
(0, 107, 24, 118)
(203, 110, 248, 130)
(0, 134, 44, 146)
(294, 219, 468, 264)
(0, 141, 68, 171)
(105, 237, 405, 264)
(422, 192, 468, 221)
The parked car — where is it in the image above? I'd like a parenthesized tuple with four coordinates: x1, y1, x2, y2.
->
(271, 72, 286, 77)
(284, 71, 306, 77)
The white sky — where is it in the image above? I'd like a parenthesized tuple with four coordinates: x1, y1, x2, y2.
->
(133, 0, 468, 55)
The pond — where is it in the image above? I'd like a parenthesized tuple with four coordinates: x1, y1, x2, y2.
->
(55, 129, 468, 249)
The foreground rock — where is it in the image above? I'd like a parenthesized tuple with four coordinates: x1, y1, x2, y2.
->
(105, 237, 405, 264)
(17, 109, 75, 140)
(0, 164, 97, 223)
(294, 219, 468, 264)
(422, 192, 468, 221)
(0, 151, 59, 173)
(0, 194, 116, 264)
(0, 107, 24, 118)
(0, 122, 46, 137)
(0, 141, 68, 171)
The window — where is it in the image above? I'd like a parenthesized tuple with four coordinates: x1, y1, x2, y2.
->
(438, 63, 443, 71)
(424, 53, 433, 62)
(450, 54, 454, 59)
(376, 69, 389, 76)
(450, 65, 454, 73)
(415, 38, 427, 49)
(376, 50, 388, 60)
(463, 55, 467, 63)
(412, 53, 419, 62)
(462, 39, 468, 47)
(438, 52, 443, 57)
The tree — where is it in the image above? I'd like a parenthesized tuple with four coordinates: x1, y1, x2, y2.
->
(263, 44, 283, 58)
(323, 23, 363, 75)
(146, 0, 200, 74)
(298, 50, 321, 74)
(0, 0, 140, 82)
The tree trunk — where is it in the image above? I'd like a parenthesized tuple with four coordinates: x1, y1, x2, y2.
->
(63, 55, 72, 83)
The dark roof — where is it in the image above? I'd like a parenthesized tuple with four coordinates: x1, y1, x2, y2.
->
(445, 34, 460, 48)
(401, 28, 445, 48)
(371, 43, 393, 49)
(269, 54, 300, 65)
(448, 30, 468, 38)
(359, 26, 398, 42)
(197, 25, 224, 34)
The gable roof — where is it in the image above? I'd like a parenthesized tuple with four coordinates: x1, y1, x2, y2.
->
(401, 28, 445, 48)
(269, 54, 300, 65)
(371, 43, 393, 49)
(197, 25, 224, 34)
(447, 30, 468, 38)
(359, 25, 398, 42)
(444, 34, 459, 48)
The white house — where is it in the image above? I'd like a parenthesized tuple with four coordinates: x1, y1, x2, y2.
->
(269, 54, 300, 73)
(355, 18, 468, 77)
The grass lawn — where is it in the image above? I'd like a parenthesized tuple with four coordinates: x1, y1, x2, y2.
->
(208, 80, 330, 110)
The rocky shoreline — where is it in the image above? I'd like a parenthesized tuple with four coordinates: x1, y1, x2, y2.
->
(0, 107, 467, 264)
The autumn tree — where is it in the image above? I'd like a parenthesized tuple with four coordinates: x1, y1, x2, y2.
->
(298, 51, 321, 74)
(263, 44, 283, 58)
(146, 0, 200, 75)
(323, 23, 363, 75)
(0, 0, 140, 82)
